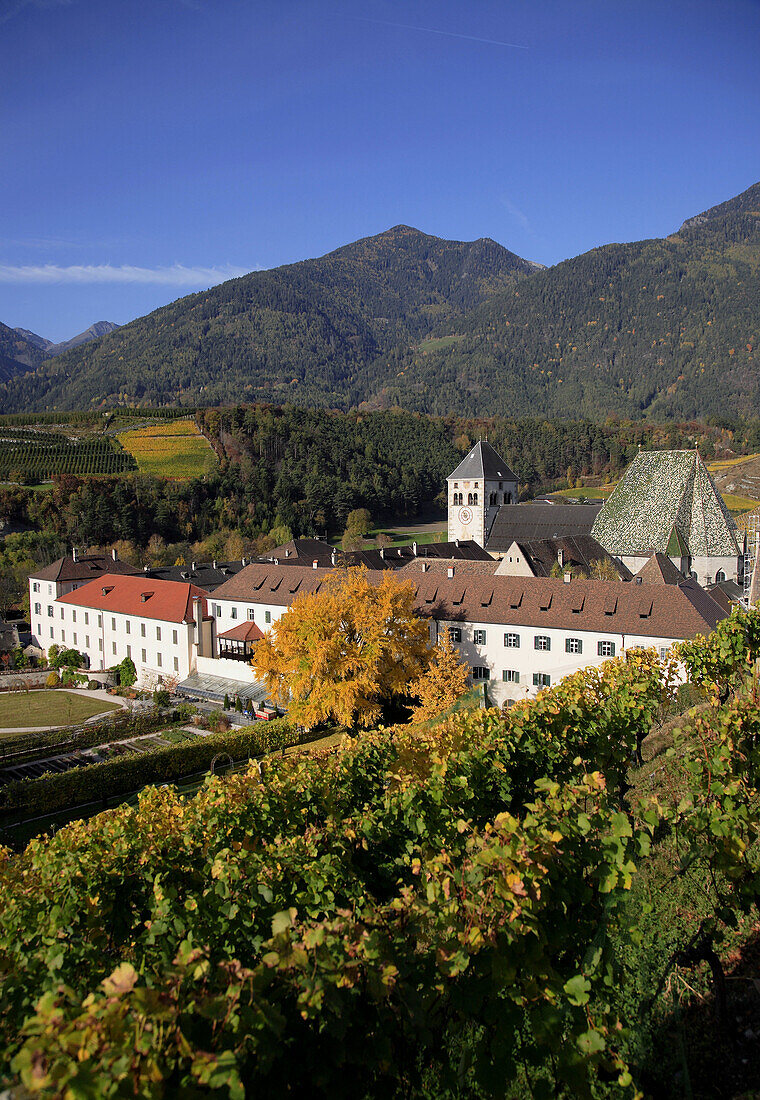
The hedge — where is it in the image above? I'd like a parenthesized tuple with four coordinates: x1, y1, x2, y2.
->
(0, 719, 337, 821)
(0, 709, 177, 767)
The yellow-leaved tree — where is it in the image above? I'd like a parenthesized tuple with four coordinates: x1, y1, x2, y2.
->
(408, 631, 470, 724)
(251, 567, 432, 728)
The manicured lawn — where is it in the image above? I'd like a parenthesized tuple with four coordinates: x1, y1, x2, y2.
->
(117, 419, 216, 478)
(0, 690, 121, 731)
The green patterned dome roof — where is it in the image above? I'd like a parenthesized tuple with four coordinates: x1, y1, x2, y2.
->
(591, 450, 740, 557)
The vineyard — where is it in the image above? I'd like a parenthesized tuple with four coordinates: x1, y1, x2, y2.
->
(0, 428, 137, 481)
(117, 418, 216, 478)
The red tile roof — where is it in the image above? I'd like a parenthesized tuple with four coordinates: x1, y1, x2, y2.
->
(218, 621, 265, 642)
(57, 574, 209, 624)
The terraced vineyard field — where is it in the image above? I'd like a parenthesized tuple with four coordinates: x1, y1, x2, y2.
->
(117, 418, 216, 478)
(0, 428, 137, 481)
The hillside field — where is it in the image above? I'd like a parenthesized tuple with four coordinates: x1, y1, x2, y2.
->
(550, 456, 760, 515)
(117, 419, 216, 478)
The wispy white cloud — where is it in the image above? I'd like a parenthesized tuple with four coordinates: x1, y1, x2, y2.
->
(357, 17, 528, 50)
(0, 263, 253, 286)
(0, 0, 75, 27)
(500, 196, 531, 233)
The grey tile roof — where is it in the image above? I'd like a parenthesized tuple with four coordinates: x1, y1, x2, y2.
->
(633, 553, 684, 586)
(448, 441, 517, 482)
(414, 574, 727, 640)
(147, 560, 247, 591)
(211, 563, 726, 641)
(31, 554, 141, 583)
(486, 503, 602, 550)
(505, 535, 629, 579)
(591, 450, 741, 557)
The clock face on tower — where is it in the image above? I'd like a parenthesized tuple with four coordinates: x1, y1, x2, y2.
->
(458, 507, 473, 525)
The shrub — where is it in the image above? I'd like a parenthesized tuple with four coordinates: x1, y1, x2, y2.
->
(207, 709, 229, 734)
(152, 689, 171, 708)
(60, 668, 87, 687)
(113, 657, 137, 688)
(45, 671, 60, 688)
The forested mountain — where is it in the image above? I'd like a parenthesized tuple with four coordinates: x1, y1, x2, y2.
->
(365, 182, 760, 419)
(0, 322, 47, 384)
(0, 227, 536, 412)
(12, 328, 53, 353)
(2, 181, 758, 418)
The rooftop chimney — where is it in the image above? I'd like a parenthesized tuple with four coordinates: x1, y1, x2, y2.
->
(72, 547, 78, 563)
(557, 548, 564, 568)
(380, 548, 385, 559)
(241, 557, 247, 566)
(313, 560, 319, 569)
(447, 566, 455, 579)
(422, 561, 429, 572)
(193, 595, 207, 657)
(111, 548, 117, 561)
(455, 539, 460, 548)
(285, 548, 290, 557)
(212, 560, 217, 569)
(564, 572, 571, 584)
(412, 541, 418, 555)
(331, 549, 337, 566)
(143, 565, 149, 572)
(191, 562, 196, 571)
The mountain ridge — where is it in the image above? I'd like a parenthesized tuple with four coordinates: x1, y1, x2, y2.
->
(1, 182, 759, 419)
(0, 226, 536, 411)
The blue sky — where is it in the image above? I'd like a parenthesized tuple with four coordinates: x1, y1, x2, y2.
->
(1, 0, 759, 341)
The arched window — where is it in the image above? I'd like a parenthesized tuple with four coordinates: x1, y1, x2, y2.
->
(473, 493, 478, 505)
(489, 492, 497, 505)
(504, 492, 512, 504)
(467, 493, 473, 505)
(715, 570, 726, 583)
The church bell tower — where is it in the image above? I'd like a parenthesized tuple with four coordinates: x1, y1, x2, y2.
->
(447, 441, 518, 548)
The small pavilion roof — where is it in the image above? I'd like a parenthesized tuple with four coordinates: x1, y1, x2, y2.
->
(218, 621, 265, 643)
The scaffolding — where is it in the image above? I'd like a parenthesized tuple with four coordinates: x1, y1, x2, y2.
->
(741, 510, 760, 607)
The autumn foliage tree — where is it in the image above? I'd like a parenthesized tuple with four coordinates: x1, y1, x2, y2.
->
(251, 567, 432, 728)
(409, 630, 470, 723)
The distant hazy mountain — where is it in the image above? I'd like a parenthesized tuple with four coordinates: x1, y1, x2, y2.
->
(0, 227, 537, 410)
(0, 322, 48, 384)
(13, 328, 53, 353)
(46, 320, 120, 357)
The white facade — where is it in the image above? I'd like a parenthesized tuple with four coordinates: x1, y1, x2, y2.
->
(430, 616, 680, 705)
(209, 595, 287, 638)
(616, 552, 740, 588)
(45, 602, 195, 688)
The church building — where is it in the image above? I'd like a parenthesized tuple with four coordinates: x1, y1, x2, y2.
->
(447, 441, 518, 547)
(591, 449, 744, 587)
